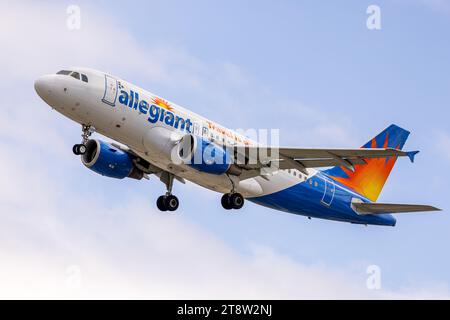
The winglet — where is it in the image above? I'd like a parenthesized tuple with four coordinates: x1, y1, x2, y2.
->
(407, 150, 420, 163)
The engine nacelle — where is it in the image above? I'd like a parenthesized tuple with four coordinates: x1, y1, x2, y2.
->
(177, 134, 241, 175)
(82, 139, 143, 179)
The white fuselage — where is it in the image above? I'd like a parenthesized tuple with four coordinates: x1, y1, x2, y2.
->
(34, 67, 316, 198)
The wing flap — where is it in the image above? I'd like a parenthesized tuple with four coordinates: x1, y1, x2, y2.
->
(277, 157, 368, 169)
(237, 146, 409, 163)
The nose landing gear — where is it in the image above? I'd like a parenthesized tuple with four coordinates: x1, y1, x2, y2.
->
(72, 144, 86, 155)
(72, 124, 95, 155)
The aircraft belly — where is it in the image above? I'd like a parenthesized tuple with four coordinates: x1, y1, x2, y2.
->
(249, 174, 396, 226)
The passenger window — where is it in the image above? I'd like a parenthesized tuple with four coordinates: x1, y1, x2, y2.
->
(70, 72, 80, 80)
(81, 74, 88, 82)
(57, 70, 71, 75)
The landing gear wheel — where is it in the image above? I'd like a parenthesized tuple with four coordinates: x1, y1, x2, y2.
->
(221, 194, 232, 210)
(73, 125, 94, 155)
(164, 195, 179, 211)
(221, 193, 244, 210)
(229, 193, 244, 210)
(156, 173, 179, 212)
(72, 144, 86, 155)
(157, 196, 167, 211)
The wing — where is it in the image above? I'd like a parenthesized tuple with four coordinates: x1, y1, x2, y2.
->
(233, 145, 418, 175)
(352, 202, 441, 215)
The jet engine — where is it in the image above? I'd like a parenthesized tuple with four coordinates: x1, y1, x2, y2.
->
(81, 139, 144, 179)
(177, 134, 241, 175)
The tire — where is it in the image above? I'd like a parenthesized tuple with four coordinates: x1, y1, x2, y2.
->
(164, 195, 179, 211)
(157, 196, 167, 211)
(72, 144, 80, 155)
(230, 193, 244, 210)
(72, 144, 86, 155)
(221, 194, 232, 210)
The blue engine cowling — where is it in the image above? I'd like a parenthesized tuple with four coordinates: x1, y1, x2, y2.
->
(178, 134, 234, 175)
(82, 139, 143, 179)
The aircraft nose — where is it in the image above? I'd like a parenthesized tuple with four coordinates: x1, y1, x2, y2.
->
(34, 75, 54, 102)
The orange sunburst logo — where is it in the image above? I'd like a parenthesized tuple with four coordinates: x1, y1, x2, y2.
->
(152, 97, 174, 112)
(329, 133, 400, 202)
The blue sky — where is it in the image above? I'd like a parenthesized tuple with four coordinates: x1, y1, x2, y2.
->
(0, 0, 449, 298)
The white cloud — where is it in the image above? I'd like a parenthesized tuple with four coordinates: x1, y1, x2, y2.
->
(0, 0, 358, 148)
(0, 1, 197, 87)
(1, 142, 449, 299)
(0, 142, 357, 299)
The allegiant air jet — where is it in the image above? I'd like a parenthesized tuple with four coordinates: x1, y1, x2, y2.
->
(34, 68, 440, 226)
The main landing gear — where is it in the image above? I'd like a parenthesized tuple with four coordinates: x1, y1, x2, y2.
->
(157, 172, 179, 212)
(157, 194, 179, 212)
(72, 125, 94, 155)
(221, 175, 244, 210)
(221, 193, 245, 210)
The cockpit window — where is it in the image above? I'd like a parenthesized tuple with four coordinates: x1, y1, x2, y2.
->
(70, 72, 80, 80)
(56, 70, 88, 83)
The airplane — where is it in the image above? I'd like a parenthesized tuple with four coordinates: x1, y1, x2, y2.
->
(34, 67, 440, 226)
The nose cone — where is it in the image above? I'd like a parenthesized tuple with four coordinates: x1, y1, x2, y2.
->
(34, 75, 55, 104)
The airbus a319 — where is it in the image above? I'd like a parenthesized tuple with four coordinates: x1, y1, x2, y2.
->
(34, 68, 440, 226)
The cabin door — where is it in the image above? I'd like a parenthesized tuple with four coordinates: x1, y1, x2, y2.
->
(102, 75, 118, 106)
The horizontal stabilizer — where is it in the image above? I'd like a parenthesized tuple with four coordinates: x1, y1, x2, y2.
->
(407, 150, 420, 163)
(353, 202, 441, 215)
